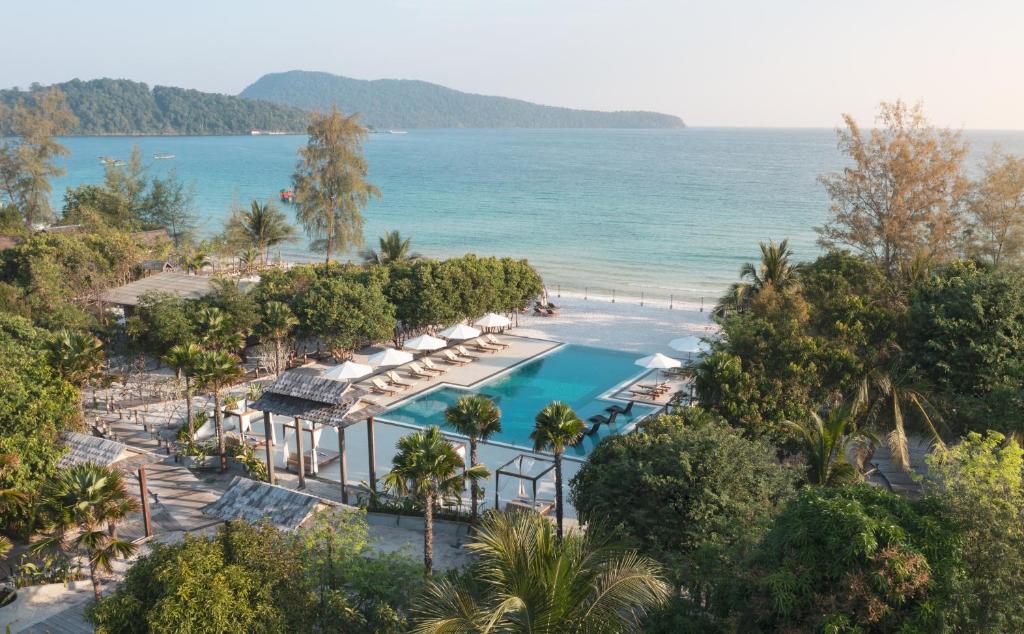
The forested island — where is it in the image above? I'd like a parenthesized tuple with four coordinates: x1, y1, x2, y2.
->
(241, 70, 686, 129)
(0, 79, 310, 136)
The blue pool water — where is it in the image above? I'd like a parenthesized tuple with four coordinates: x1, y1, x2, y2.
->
(380, 344, 656, 456)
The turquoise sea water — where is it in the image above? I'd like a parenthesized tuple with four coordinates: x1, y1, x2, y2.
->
(50, 129, 1024, 304)
(380, 344, 655, 456)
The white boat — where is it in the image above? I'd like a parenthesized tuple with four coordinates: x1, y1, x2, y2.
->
(153, 153, 175, 160)
(386, 130, 408, 135)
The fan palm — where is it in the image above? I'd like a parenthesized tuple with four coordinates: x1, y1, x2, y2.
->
(257, 301, 298, 376)
(181, 249, 210, 275)
(361, 230, 420, 265)
(530, 401, 584, 540)
(32, 463, 139, 600)
(50, 329, 105, 417)
(227, 200, 297, 265)
(194, 305, 244, 352)
(713, 239, 799, 317)
(383, 426, 489, 574)
(445, 395, 502, 525)
(192, 349, 244, 472)
(409, 510, 670, 633)
(784, 400, 878, 486)
(162, 343, 203, 439)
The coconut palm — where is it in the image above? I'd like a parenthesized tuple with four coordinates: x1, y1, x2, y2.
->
(195, 305, 244, 353)
(530, 401, 584, 540)
(444, 395, 502, 525)
(32, 464, 139, 600)
(257, 301, 298, 376)
(181, 249, 210, 275)
(162, 343, 203, 440)
(192, 349, 244, 472)
(383, 426, 489, 574)
(784, 400, 878, 486)
(361, 230, 420, 265)
(409, 509, 671, 633)
(50, 329, 105, 417)
(226, 200, 297, 265)
(713, 239, 799, 317)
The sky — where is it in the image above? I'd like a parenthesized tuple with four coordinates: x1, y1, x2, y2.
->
(4, 0, 1023, 129)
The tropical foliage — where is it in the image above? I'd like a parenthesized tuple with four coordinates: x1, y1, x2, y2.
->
(362, 230, 420, 265)
(531, 401, 584, 540)
(444, 395, 501, 524)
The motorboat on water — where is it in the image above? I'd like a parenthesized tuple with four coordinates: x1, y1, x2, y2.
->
(153, 153, 175, 160)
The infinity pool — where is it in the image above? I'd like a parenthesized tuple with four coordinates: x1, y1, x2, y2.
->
(380, 344, 655, 456)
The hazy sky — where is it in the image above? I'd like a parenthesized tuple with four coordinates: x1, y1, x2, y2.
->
(5, 0, 1023, 128)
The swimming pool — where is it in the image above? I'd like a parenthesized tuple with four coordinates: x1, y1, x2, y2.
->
(380, 344, 655, 456)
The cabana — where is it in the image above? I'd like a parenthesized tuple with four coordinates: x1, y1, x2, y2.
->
(249, 371, 388, 504)
(493, 454, 556, 514)
(201, 476, 324, 531)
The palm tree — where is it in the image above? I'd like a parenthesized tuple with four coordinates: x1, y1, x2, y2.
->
(383, 426, 488, 574)
(257, 301, 298, 376)
(410, 510, 670, 633)
(226, 200, 296, 265)
(713, 239, 799, 317)
(50, 329, 105, 417)
(181, 249, 210, 275)
(530, 401, 584, 540)
(32, 464, 139, 600)
(361, 230, 420, 265)
(444, 395, 502, 526)
(784, 400, 878, 486)
(192, 349, 244, 472)
(162, 343, 203, 439)
(195, 305, 244, 352)
(0, 454, 28, 559)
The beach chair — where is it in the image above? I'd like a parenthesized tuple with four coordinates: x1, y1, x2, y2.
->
(583, 419, 602, 437)
(385, 370, 415, 389)
(469, 338, 500, 353)
(533, 306, 554, 317)
(485, 334, 510, 349)
(441, 350, 472, 365)
(456, 344, 483, 358)
(587, 410, 619, 427)
(605, 400, 635, 416)
(407, 362, 437, 379)
(369, 377, 400, 395)
(422, 358, 448, 374)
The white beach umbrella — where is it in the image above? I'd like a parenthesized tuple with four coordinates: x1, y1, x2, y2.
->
(438, 323, 482, 340)
(367, 347, 414, 367)
(668, 335, 709, 354)
(474, 312, 511, 329)
(634, 352, 682, 370)
(321, 361, 372, 381)
(403, 333, 447, 351)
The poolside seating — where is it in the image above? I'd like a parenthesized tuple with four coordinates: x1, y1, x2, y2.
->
(583, 419, 602, 437)
(605, 400, 635, 416)
(469, 338, 501, 353)
(629, 382, 670, 399)
(587, 410, 620, 427)
(422, 358, 448, 374)
(456, 344, 483, 358)
(485, 334, 510, 348)
(385, 370, 416, 389)
(407, 362, 437, 379)
(533, 306, 555, 317)
(370, 377, 401, 395)
(441, 350, 473, 365)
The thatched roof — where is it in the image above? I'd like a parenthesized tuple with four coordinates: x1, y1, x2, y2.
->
(249, 372, 384, 428)
(101, 272, 215, 307)
(201, 476, 323, 531)
(59, 432, 161, 470)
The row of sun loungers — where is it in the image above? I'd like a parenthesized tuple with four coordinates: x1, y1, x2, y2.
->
(366, 335, 510, 395)
(629, 381, 670, 399)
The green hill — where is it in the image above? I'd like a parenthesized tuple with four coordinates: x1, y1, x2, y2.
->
(240, 70, 684, 129)
(0, 79, 310, 135)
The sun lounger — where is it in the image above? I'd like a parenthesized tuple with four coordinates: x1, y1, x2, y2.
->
(605, 400, 635, 416)
(469, 338, 501, 353)
(422, 358, 448, 374)
(485, 334, 510, 348)
(385, 371, 415, 388)
(588, 410, 619, 426)
(534, 307, 554, 317)
(456, 344, 483, 358)
(370, 377, 400, 395)
(441, 350, 472, 365)
(583, 419, 602, 437)
(407, 362, 437, 379)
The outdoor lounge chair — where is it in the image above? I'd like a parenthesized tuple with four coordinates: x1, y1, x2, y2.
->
(441, 350, 472, 365)
(469, 338, 501, 353)
(587, 410, 620, 427)
(605, 400, 635, 416)
(533, 306, 554, 317)
(385, 371, 416, 388)
(422, 358, 448, 374)
(370, 377, 400, 395)
(485, 334, 510, 348)
(583, 419, 602, 437)
(456, 344, 483, 358)
(407, 362, 437, 379)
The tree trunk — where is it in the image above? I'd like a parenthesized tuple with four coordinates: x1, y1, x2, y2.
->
(469, 437, 479, 525)
(184, 377, 194, 439)
(89, 559, 101, 600)
(424, 492, 434, 575)
(214, 390, 227, 472)
(274, 339, 282, 376)
(554, 451, 564, 540)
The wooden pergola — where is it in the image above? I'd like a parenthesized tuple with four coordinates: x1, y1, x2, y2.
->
(249, 371, 388, 504)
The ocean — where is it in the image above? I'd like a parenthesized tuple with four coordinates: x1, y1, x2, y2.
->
(50, 129, 1024, 306)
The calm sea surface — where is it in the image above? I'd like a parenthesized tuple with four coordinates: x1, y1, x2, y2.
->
(50, 129, 1024, 305)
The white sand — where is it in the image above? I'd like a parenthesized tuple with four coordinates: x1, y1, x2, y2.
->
(511, 294, 716, 354)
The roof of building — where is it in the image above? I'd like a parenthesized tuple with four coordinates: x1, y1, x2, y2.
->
(201, 476, 323, 531)
(101, 271, 215, 307)
(139, 259, 174, 271)
(59, 432, 131, 468)
(39, 224, 84, 234)
(250, 370, 385, 428)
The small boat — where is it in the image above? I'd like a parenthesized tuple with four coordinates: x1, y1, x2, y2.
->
(279, 189, 295, 203)
(98, 156, 116, 165)
(386, 130, 408, 135)
(153, 153, 175, 160)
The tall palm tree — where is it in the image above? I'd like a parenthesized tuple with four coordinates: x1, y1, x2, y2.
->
(784, 400, 878, 486)
(257, 301, 298, 376)
(713, 239, 799, 317)
(383, 426, 488, 574)
(227, 200, 297, 265)
(410, 510, 671, 633)
(162, 343, 203, 439)
(361, 230, 420, 265)
(181, 249, 210, 275)
(192, 349, 244, 472)
(32, 464, 139, 600)
(195, 305, 244, 353)
(444, 395, 502, 526)
(530, 401, 584, 540)
(50, 329, 105, 417)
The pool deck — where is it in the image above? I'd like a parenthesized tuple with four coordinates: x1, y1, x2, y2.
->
(610, 369, 694, 408)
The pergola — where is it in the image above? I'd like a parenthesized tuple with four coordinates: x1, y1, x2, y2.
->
(493, 453, 556, 513)
(249, 371, 388, 504)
